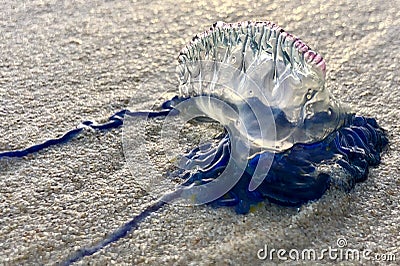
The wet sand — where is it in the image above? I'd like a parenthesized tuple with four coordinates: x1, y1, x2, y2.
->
(0, 0, 399, 264)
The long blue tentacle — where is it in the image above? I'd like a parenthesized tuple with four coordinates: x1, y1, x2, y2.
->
(62, 199, 167, 266)
(0, 96, 182, 159)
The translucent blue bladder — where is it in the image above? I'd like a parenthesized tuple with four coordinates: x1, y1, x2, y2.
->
(170, 21, 388, 213)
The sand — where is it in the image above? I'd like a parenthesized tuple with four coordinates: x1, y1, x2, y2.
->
(0, 0, 399, 265)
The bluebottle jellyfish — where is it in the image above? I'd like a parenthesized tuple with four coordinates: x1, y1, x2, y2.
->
(144, 21, 388, 213)
(0, 21, 388, 264)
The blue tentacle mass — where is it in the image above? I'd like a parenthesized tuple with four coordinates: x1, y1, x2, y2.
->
(177, 113, 388, 214)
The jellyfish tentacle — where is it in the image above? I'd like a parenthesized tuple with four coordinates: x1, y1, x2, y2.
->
(177, 113, 388, 212)
(0, 107, 174, 159)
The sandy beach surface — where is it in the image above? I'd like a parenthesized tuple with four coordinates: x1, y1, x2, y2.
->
(1, 0, 399, 265)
